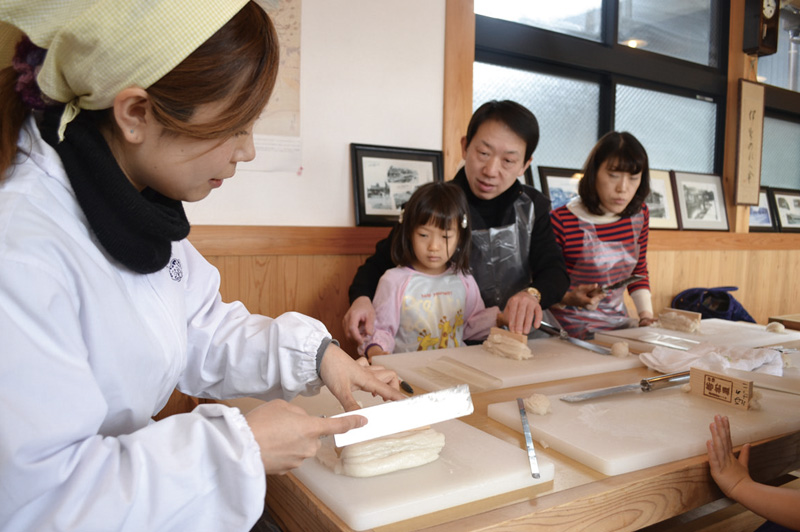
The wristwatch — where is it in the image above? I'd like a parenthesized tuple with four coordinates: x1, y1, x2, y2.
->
(526, 287, 542, 301)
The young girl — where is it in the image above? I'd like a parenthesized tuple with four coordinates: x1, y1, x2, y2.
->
(0, 3, 403, 530)
(361, 181, 501, 359)
(549, 131, 655, 340)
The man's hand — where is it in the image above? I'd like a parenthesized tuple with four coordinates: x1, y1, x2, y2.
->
(503, 289, 542, 334)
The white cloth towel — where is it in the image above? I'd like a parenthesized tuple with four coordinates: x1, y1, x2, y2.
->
(639, 342, 784, 376)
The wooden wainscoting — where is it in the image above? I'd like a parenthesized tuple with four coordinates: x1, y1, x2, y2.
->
(189, 226, 800, 332)
(155, 226, 800, 419)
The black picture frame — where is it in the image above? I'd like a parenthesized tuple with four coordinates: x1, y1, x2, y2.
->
(536, 166, 582, 211)
(671, 171, 729, 231)
(769, 188, 800, 233)
(350, 143, 444, 226)
(749, 187, 777, 232)
(645, 169, 680, 230)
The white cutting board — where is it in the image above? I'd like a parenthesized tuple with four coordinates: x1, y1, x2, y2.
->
(290, 388, 554, 531)
(488, 385, 800, 476)
(372, 337, 643, 393)
(594, 318, 800, 351)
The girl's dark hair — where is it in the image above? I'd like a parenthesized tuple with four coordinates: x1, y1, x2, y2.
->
(0, 1, 278, 177)
(465, 100, 539, 161)
(391, 181, 472, 274)
(578, 131, 650, 217)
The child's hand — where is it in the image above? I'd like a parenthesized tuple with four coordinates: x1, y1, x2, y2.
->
(365, 345, 390, 361)
(496, 312, 508, 328)
(707, 414, 752, 499)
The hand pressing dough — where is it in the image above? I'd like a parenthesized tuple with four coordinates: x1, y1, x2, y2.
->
(523, 393, 551, 415)
(316, 428, 445, 478)
(482, 327, 532, 360)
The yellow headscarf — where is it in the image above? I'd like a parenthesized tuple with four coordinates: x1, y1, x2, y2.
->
(1, 0, 249, 140)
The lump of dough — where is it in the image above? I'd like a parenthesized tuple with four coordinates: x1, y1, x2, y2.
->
(523, 393, 551, 415)
(657, 311, 701, 333)
(766, 321, 786, 334)
(482, 332, 532, 360)
(610, 341, 629, 357)
(316, 428, 445, 478)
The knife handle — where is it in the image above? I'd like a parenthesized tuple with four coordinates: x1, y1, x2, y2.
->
(640, 371, 690, 392)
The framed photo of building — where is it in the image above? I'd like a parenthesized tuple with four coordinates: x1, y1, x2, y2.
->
(645, 169, 680, 230)
(671, 171, 729, 231)
(749, 187, 776, 232)
(537, 167, 582, 211)
(351, 143, 443, 226)
(770, 188, 800, 233)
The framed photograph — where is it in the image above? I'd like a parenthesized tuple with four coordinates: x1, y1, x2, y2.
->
(645, 169, 680, 230)
(537, 167, 582, 210)
(749, 187, 776, 232)
(769, 188, 800, 233)
(350, 143, 443, 226)
(671, 171, 729, 231)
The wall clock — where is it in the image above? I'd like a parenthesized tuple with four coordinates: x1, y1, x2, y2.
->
(743, 0, 781, 56)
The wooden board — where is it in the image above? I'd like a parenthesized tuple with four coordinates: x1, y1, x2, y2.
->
(372, 337, 644, 393)
(593, 318, 800, 354)
(488, 384, 800, 477)
(769, 313, 800, 331)
(288, 388, 554, 531)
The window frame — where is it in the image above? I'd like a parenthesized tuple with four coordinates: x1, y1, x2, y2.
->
(474, 6, 729, 175)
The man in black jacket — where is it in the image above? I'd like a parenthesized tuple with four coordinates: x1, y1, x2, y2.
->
(344, 100, 569, 345)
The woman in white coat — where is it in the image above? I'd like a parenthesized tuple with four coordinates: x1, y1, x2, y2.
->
(0, 2, 405, 531)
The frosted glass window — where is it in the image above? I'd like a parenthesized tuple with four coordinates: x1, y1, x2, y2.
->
(473, 62, 600, 190)
(474, 0, 602, 42)
(617, 0, 720, 67)
(761, 116, 800, 189)
(615, 85, 716, 173)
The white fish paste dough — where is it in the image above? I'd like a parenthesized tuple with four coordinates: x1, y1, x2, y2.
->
(316, 428, 445, 478)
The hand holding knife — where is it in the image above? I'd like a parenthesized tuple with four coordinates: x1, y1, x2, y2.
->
(586, 275, 645, 310)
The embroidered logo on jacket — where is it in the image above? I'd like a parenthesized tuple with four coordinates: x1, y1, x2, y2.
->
(168, 258, 183, 282)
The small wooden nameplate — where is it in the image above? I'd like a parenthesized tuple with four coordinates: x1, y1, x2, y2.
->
(689, 367, 753, 410)
(489, 327, 527, 345)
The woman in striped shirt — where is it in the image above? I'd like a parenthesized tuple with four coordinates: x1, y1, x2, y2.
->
(549, 131, 655, 339)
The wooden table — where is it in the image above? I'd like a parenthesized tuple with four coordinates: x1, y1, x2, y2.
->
(262, 365, 800, 532)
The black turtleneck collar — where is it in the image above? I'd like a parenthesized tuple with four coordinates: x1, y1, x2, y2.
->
(38, 109, 190, 274)
(451, 167, 523, 229)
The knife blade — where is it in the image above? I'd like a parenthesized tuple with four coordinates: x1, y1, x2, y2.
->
(601, 275, 645, 292)
(539, 321, 612, 356)
(516, 398, 540, 478)
(332, 384, 474, 447)
(559, 371, 690, 403)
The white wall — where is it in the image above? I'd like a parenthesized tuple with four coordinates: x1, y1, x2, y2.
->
(185, 0, 446, 227)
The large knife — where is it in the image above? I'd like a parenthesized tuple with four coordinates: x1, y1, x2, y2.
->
(332, 384, 474, 447)
(559, 371, 690, 403)
(601, 275, 645, 293)
(539, 321, 612, 356)
(516, 398, 540, 478)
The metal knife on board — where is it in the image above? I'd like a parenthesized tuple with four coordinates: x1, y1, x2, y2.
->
(332, 384, 474, 447)
(539, 321, 612, 356)
(559, 371, 690, 403)
(601, 275, 646, 293)
(516, 398, 540, 478)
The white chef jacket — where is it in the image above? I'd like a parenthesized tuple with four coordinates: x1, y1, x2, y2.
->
(0, 117, 329, 531)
